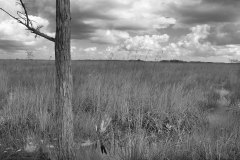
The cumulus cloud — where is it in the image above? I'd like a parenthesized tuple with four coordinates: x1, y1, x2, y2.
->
(112, 15, 176, 32)
(207, 23, 240, 46)
(0, 5, 54, 58)
(165, 24, 240, 58)
(105, 34, 169, 60)
(106, 46, 121, 53)
(1, 0, 240, 61)
(152, 17, 176, 29)
(214, 45, 240, 57)
(121, 34, 169, 52)
(0, 0, 176, 59)
(164, 25, 215, 57)
(84, 47, 97, 52)
(176, 24, 216, 57)
(105, 46, 122, 59)
(0, 19, 32, 41)
(90, 30, 129, 44)
(71, 46, 77, 53)
(0, 19, 36, 55)
(0, 15, 52, 44)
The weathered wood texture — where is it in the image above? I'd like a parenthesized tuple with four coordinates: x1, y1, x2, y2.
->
(55, 0, 74, 159)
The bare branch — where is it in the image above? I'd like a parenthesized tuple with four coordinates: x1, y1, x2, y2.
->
(19, 0, 29, 26)
(17, 11, 27, 24)
(27, 26, 55, 42)
(0, 1, 55, 43)
(16, 1, 21, 6)
(0, 8, 20, 21)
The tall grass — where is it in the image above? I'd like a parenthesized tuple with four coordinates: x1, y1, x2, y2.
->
(0, 60, 240, 159)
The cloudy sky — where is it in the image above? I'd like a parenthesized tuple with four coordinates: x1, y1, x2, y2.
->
(0, 0, 240, 62)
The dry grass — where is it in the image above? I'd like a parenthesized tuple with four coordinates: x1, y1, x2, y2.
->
(0, 60, 240, 159)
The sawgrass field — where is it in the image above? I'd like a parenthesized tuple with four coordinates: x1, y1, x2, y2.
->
(0, 59, 240, 160)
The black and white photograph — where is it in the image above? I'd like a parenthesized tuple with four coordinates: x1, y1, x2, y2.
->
(0, 0, 240, 159)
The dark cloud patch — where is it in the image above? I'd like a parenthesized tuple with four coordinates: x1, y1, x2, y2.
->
(71, 20, 98, 39)
(24, 0, 131, 39)
(171, 4, 239, 24)
(71, 9, 115, 21)
(24, 0, 98, 37)
(112, 24, 146, 31)
(21, 0, 179, 42)
(203, 0, 240, 6)
(157, 25, 190, 42)
(0, 40, 28, 53)
(27, 0, 125, 21)
(207, 23, 240, 45)
(22, 0, 134, 39)
(24, 0, 55, 20)
(18, 0, 240, 47)
(161, 0, 240, 46)
(167, 0, 240, 25)
(71, 0, 129, 20)
(22, 0, 56, 31)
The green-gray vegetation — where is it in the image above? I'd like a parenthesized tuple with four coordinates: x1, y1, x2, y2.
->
(0, 60, 240, 160)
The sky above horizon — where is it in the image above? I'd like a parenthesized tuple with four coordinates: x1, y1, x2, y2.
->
(0, 0, 240, 62)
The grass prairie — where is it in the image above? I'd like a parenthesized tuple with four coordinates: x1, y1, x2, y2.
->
(0, 59, 240, 160)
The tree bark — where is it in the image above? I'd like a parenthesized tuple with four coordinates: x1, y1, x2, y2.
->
(55, 0, 74, 159)
(1, 0, 74, 159)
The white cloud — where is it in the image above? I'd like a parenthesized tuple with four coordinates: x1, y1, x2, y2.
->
(105, 46, 122, 59)
(0, 19, 31, 41)
(0, 16, 51, 43)
(84, 47, 97, 52)
(214, 45, 240, 57)
(0, 0, 22, 20)
(0, 0, 239, 62)
(176, 24, 216, 57)
(165, 24, 240, 58)
(121, 34, 169, 51)
(71, 46, 77, 52)
(90, 30, 129, 44)
(28, 15, 50, 29)
(0, 8, 55, 58)
(106, 46, 120, 53)
(152, 17, 176, 29)
(105, 34, 169, 60)
(104, 24, 240, 61)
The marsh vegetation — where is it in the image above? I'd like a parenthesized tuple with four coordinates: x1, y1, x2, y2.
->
(0, 60, 240, 160)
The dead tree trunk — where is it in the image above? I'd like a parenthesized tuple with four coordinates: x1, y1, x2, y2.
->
(1, 0, 75, 159)
(55, 0, 74, 159)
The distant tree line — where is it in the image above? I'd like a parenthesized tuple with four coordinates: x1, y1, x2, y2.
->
(229, 59, 240, 63)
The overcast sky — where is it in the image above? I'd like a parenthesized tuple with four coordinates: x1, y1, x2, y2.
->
(0, 0, 240, 62)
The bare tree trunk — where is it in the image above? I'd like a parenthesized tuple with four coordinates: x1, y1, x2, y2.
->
(1, 0, 74, 159)
(55, 0, 74, 159)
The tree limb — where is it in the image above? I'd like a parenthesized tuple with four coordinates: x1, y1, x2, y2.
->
(19, 0, 30, 26)
(27, 26, 55, 42)
(0, 1, 55, 42)
(0, 8, 21, 22)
